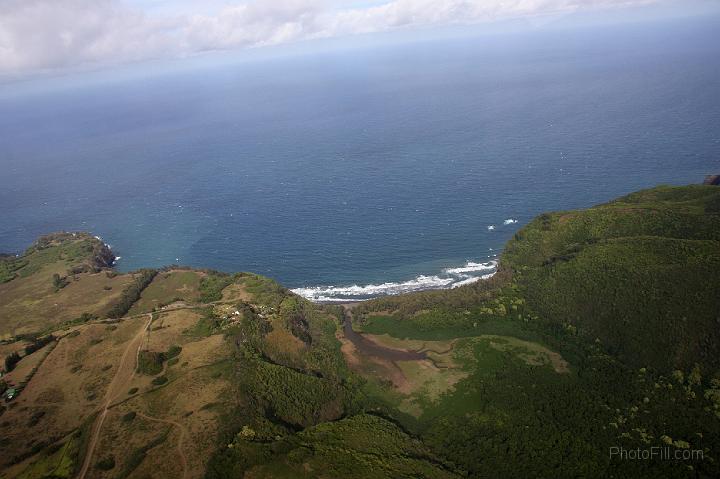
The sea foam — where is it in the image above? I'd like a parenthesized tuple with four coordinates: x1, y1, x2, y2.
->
(292, 259, 498, 302)
(444, 260, 497, 274)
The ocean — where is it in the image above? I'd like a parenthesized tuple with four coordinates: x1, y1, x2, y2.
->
(1, 15, 719, 301)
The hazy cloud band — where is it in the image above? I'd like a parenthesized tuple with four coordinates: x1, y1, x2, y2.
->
(0, 0, 660, 74)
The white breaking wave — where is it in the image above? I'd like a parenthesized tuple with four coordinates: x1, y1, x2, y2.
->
(451, 272, 497, 288)
(444, 260, 497, 275)
(487, 225, 496, 230)
(292, 259, 499, 302)
(451, 276, 482, 288)
(503, 218, 518, 225)
(293, 275, 454, 301)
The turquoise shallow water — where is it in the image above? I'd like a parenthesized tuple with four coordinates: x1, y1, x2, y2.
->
(1, 16, 719, 300)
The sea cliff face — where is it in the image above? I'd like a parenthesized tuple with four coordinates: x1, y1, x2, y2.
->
(33, 232, 116, 273)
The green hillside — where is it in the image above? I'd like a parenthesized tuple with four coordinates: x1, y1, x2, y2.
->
(1, 185, 719, 478)
(504, 185, 720, 372)
(350, 185, 720, 478)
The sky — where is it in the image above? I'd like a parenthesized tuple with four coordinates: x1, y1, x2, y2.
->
(0, 0, 717, 78)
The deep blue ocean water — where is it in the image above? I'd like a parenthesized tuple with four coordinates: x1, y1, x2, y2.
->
(1, 16, 719, 300)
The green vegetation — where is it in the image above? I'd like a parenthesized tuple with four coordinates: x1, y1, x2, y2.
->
(2, 185, 718, 479)
(52, 273, 69, 291)
(206, 277, 366, 477)
(0, 254, 27, 283)
(237, 273, 288, 307)
(356, 307, 536, 341)
(185, 307, 221, 337)
(107, 269, 157, 319)
(122, 411, 137, 422)
(15, 437, 78, 479)
(199, 272, 233, 302)
(24, 335, 55, 355)
(503, 185, 720, 372)
(137, 351, 165, 375)
(95, 455, 115, 470)
(4, 350, 21, 372)
(70, 411, 100, 477)
(151, 375, 168, 386)
(2, 233, 113, 283)
(344, 185, 720, 478)
(128, 269, 203, 313)
(212, 414, 459, 478)
(136, 344, 181, 375)
(166, 344, 182, 359)
(116, 430, 169, 479)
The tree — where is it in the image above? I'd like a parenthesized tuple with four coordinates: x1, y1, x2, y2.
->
(52, 273, 68, 290)
(4, 352, 21, 372)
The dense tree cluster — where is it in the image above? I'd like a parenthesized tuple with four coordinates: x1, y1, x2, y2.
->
(106, 269, 157, 319)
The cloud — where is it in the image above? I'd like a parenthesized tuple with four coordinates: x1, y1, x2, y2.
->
(0, 0, 660, 75)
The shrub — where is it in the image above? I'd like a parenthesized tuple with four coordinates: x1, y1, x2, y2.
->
(52, 273, 69, 290)
(27, 410, 45, 426)
(4, 352, 21, 372)
(166, 345, 182, 359)
(77, 312, 97, 323)
(122, 411, 136, 422)
(137, 351, 165, 375)
(96, 456, 116, 470)
(24, 335, 55, 355)
(151, 375, 168, 386)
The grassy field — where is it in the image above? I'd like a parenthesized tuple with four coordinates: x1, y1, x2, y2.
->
(0, 233, 135, 337)
(128, 270, 203, 314)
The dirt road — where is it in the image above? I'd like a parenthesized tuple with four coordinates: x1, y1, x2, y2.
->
(77, 313, 153, 479)
(135, 412, 189, 479)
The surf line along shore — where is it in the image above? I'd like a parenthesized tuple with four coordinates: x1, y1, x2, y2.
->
(339, 304, 425, 361)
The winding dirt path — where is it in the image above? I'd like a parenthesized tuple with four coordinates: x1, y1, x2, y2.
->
(135, 412, 189, 479)
(77, 313, 153, 479)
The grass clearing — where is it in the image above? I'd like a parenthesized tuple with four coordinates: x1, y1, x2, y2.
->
(356, 313, 542, 343)
(482, 335, 570, 373)
(0, 267, 133, 336)
(128, 270, 203, 314)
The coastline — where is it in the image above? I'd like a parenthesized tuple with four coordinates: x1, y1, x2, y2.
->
(291, 258, 499, 303)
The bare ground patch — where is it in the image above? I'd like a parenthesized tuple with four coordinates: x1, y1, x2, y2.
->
(0, 317, 146, 472)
